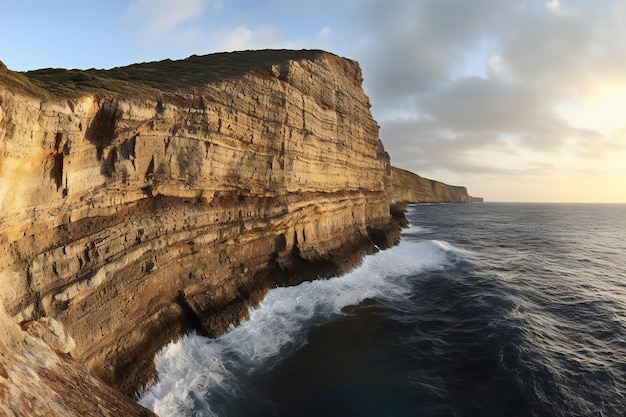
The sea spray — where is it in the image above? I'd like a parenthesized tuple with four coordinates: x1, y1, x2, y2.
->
(139, 228, 456, 416)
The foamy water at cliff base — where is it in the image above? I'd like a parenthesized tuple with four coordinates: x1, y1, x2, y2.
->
(138, 226, 453, 416)
(140, 203, 626, 417)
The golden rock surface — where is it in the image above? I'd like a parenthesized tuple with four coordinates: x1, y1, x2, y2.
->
(0, 50, 400, 408)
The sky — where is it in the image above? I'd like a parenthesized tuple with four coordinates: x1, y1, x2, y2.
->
(2, 0, 626, 202)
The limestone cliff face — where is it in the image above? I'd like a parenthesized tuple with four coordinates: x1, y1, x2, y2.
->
(391, 166, 482, 203)
(0, 50, 400, 400)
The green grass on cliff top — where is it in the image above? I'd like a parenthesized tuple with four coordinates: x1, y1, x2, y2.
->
(0, 49, 325, 99)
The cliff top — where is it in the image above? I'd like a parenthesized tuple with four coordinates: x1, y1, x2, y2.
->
(0, 49, 329, 99)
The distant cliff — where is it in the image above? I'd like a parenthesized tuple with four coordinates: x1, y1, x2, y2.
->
(0, 50, 402, 413)
(391, 166, 482, 203)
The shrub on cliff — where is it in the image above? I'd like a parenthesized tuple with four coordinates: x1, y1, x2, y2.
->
(0, 60, 7, 74)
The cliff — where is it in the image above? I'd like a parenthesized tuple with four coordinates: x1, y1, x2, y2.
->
(0, 50, 402, 413)
(0, 300, 155, 416)
(391, 166, 482, 203)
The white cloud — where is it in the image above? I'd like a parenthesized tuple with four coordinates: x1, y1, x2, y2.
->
(546, 0, 561, 13)
(308, 26, 334, 49)
(215, 25, 284, 51)
(487, 55, 510, 78)
(120, 0, 209, 46)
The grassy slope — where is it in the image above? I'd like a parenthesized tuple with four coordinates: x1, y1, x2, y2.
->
(0, 49, 325, 99)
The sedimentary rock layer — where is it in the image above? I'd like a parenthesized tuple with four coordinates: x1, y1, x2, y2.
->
(0, 50, 400, 403)
(391, 166, 482, 203)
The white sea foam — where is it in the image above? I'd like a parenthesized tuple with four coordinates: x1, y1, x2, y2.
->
(401, 224, 431, 235)
(138, 238, 461, 416)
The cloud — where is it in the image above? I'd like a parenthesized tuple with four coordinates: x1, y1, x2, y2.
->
(120, 0, 210, 46)
(214, 24, 283, 51)
(337, 0, 626, 201)
(113, 0, 626, 201)
(379, 114, 517, 176)
(215, 24, 335, 53)
(348, 0, 514, 112)
(500, 9, 594, 88)
(118, 0, 342, 62)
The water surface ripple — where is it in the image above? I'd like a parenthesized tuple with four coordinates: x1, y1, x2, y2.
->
(140, 203, 626, 417)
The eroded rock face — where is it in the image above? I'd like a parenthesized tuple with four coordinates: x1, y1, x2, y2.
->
(22, 317, 76, 354)
(391, 166, 481, 203)
(0, 300, 155, 417)
(0, 50, 400, 396)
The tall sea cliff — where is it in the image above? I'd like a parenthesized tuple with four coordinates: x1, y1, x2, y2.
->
(0, 50, 476, 415)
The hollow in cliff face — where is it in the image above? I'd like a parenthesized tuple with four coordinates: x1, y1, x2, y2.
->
(0, 50, 401, 395)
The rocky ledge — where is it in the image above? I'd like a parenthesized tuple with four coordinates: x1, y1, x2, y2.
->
(0, 49, 404, 413)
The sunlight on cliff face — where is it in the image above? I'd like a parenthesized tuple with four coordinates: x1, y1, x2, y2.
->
(0, 158, 39, 212)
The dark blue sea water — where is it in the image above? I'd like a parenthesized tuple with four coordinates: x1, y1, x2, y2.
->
(139, 203, 626, 417)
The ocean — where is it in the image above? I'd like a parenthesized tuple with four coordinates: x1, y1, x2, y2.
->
(138, 203, 626, 417)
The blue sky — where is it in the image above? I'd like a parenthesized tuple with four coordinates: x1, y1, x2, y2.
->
(2, 0, 626, 202)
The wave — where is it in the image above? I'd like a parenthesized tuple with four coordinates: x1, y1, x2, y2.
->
(400, 224, 431, 235)
(138, 238, 463, 416)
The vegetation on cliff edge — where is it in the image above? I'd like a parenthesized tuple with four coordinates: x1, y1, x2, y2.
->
(0, 49, 325, 99)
